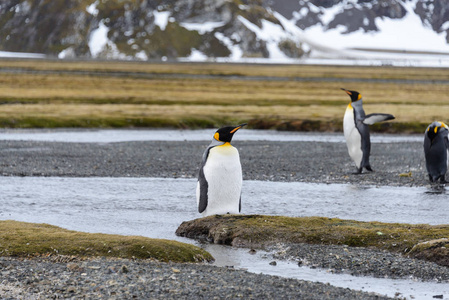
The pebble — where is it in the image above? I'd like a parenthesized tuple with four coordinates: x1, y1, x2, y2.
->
(0, 256, 392, 299)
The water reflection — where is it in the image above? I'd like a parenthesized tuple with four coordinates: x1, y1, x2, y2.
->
(425, 185, 447, 195)
(1, 176, 448, 299)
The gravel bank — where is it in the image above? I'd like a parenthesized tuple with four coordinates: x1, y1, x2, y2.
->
(0, 256, 391, 299)
(0, 137, 444, 299)
(271, 243, 449, 282)
(0, 139, 427, 186)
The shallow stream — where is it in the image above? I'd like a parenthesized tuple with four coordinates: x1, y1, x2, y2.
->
(1, 176, 448, 299)
(0, 129, 447, 299)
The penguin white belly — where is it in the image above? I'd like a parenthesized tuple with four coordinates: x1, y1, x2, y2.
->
(343, 106, 363, 168)
(201, 144, 242, 216)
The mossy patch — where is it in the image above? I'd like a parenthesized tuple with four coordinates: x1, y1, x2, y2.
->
(176, 215, 449, 266)
(0, 220, 213, 263)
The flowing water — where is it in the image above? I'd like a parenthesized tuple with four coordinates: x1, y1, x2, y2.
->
(0, 128, 423, 143)
(0, 129, 447, 299)
(1, 176, 448, 299)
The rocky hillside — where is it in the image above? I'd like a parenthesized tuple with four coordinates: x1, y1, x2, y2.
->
(0, 0, 448, 61)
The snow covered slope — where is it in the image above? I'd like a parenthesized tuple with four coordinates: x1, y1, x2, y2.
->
(1, 0, 449, 66)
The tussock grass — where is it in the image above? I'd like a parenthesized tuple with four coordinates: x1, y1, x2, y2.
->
(176, 215, 449, 265)
(0, 220, 213, 262)
(0, 59, 448, 131)
(2, 59, 449, 81)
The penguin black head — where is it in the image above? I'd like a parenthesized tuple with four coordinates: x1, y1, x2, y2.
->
(214, 123, 247, 143)
(341, 88, 362, 102)
(426, 121, 448, 142)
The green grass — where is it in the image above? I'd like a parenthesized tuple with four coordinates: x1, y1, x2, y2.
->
(0, 59, 448, 131)
(0, 220, 213, 263)
(177, 215, 449, 262)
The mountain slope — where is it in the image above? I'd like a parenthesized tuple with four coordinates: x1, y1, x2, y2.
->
(0, 0, 448, 64)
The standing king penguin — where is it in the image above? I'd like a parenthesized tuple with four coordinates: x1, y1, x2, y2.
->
(197, 124, 246, 217)
(424, 121, 449, 183)
(342, 88, 395, 174)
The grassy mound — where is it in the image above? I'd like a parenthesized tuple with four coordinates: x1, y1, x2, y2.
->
(0, 220, 213, 263)
(176, 215, 449, 266)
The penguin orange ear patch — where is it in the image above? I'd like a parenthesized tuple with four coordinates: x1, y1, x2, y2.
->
(214, 132, 220, 141)
(357, 94, 362, 100)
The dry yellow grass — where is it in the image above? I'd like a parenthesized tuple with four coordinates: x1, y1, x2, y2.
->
(0, 59, 448, 131)
(1, 59, 448, 81)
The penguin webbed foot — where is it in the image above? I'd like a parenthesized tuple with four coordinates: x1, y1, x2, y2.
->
(429, 175, 447, 185)
(352, 165, 374, 174)
(352, 168, 363, 175)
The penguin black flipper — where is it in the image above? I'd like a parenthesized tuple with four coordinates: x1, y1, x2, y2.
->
(363, 113, 395, 125)
(198, 166, 208, 213)
(355, 119, 372, 173)
(197, 147, 212, 213)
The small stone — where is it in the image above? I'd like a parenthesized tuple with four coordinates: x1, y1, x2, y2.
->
(269, 261, 277, 266)
(121, 265, 129, 273)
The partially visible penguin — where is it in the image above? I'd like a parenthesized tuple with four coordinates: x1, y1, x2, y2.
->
(424, 121, 449, 183)
(341, 88, 395, 174)
(197, 124, 246, 217)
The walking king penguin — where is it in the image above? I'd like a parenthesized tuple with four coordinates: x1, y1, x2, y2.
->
(342, 88, 395, 174)
(197, 124, 246, 217)
(424, 121, 449, 183)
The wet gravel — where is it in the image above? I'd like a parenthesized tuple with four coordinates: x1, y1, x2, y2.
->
(0, 137, 443, 299)
(0, 256, 391, 299)
(0, 139, 427, 186)
(271, 243, 449, 282)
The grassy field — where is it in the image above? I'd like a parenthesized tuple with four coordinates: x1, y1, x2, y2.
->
(1, 58, 448, 132)
(0, 220, 213, 262)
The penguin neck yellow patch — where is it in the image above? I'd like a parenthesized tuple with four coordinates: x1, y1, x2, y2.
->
(218, 142, 232, 147)
(347, 103, 353, 109)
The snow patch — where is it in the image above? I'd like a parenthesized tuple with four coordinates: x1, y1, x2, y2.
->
(86, 1, 99, 16)
(153, 11, 170, 31)
(0, 51, 45, 58)
(180, 21, 226, 34)
(187, 49, 208, 61)
(237, 16, 292, 59)
(214, 32, 243, 60)
(135, 51, 148, 60)
(89, 20, 109, 57)
(295, 0, 449, 63)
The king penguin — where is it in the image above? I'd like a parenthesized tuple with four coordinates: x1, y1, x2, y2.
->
(342, 88, 395, 174)
(197, 124, 246, 217)
(424, 121, 449, 183)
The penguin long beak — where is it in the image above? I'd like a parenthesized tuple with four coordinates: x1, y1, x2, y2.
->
(230, 123, 247, 134)
(341, 88, 352, 95)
